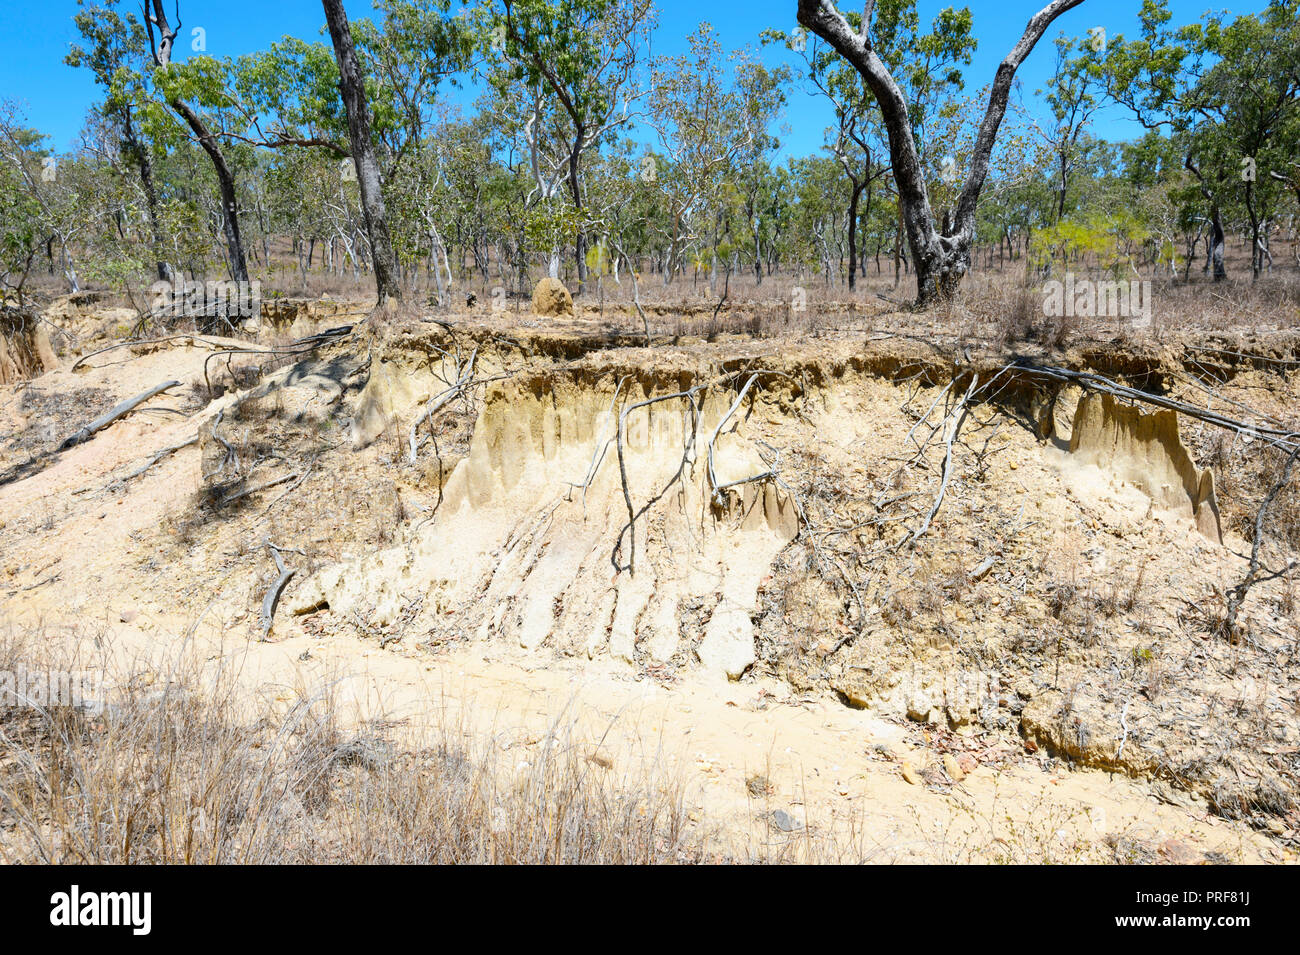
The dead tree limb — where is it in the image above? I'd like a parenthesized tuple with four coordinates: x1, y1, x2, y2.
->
(57, 380, 180, 450)
(262, 460, 315, 515)
(69, 334, 239, 372)
(260, 542, 298, 641)
(565, 375, 628, 510)
(407, 346, 477, 466)
(200, 325, 354, 397)
(609, 368, 801, 575)
(612, 387, 702, 575)
(220, 471, 298, 507)
(1013, 360, 1300, 453)
(112, 434, 200, 486)
(203, 409, 238, 480)
(1222, 444, 1300, 639)
(903, 379, 955, 450)
(706, 374, 761, 505)
(905, 374, 978, 548)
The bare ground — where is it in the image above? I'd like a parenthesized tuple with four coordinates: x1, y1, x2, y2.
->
(2, 290, 1299, 862)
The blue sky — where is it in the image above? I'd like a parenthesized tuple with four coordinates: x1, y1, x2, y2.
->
(0, 1, 1260, 157)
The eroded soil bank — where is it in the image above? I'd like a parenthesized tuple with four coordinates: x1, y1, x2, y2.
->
(3, 299, 1298, 861)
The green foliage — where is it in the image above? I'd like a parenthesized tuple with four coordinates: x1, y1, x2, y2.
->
(1030, 210, 1151, 276)
(1104, 0, 1300, 257)
(24, 0, 1300, 297)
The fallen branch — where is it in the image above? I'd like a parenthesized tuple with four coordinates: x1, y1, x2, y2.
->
(203, 409, 238, 480)
(903, 379, 955, 450)
(112, 434, 200, 486)
(70, 334, 236, 373)
(201, 324, 354, 396)
(57, 380, 180, 450)
(565, 376, 628, 511)
(6, 574, 60, 597)
(609, 368, 802, 575)
(262, 461, 315, 515)
(407, 346, 477, 466)
(219, 471, 299, 508)
(1222, 443, 1300, 639)
(1013, 360, 1300, 454)
(613, 387, 702, 575)
(705, 374, 762, 505)
(1116, 699, 1132, 761)
(260, 542, 298, 641)
(904, 374, 979, 549)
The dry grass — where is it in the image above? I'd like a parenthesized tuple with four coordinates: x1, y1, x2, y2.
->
(0, 625, 704, 864)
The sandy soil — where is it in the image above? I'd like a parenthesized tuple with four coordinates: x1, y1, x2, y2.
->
(3, 298, 1298, 862)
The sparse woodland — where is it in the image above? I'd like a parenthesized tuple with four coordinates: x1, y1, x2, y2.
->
(1, 0, 1300, 868)
(0, 0, 1294, 310)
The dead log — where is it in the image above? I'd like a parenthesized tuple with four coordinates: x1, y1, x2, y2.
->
(57, 380, 180, 450)
(260, 543, 299, 641)
(1012, 361, 1300, 453)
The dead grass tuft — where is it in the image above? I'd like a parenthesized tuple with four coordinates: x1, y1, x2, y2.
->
(0, 625, 705, 864)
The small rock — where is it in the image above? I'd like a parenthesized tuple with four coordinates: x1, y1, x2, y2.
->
(969, 555, 997, 581)
(901, 761, 921, 785)
(1158, 839, 1199, 864)
(943, 754, 965, 782)
(119, 609, 138, 623)
(769, 809, 803, 832)
(906, 688, 936, 723)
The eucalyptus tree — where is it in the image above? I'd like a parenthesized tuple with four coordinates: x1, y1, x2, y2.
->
(729, 63, 791, 287)
(774, 0, 980, 292)
(1105, 0, 1300, 281)
(648, 25, 774, 284)
(259, 148, 333, 288)
(1037, 32, 1105, 224)
(733, 157, 787, 285)
(783, 30, 890, 291)
(236, 1, 472, 299)
(796, 0, 1086, 306)
(783, 154, 846, 284)
(71, 0, 332, 287)
(322, 0, 400, 304)
(139, 0, 251, 284)
(0, 106, 98, 293)
(66, 0, 171, 280)
(1189, 1, 1300, 278)
(490, 0, 655, 292)
(0, 112, 47, 303)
